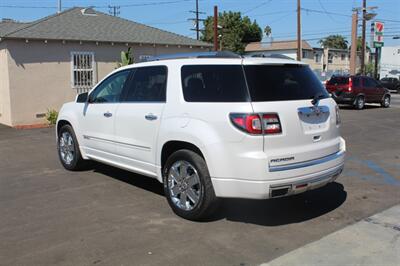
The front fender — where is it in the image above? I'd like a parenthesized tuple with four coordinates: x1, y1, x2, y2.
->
(56, 102, 88, 159)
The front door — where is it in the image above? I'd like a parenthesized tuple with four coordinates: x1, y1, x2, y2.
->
(114, 66, 167, 177)
(79, 69, 131, 160)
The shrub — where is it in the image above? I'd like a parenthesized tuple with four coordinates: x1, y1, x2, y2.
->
(46, 109, 58, 125)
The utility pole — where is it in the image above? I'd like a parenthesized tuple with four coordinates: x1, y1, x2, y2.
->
(361, 0, 367, 75)
(189, 0, 205, 40)
(213, 6, 218, 51)
(108, 5, 120, 17)
(350, 10, 358, 75)
(57, 0, 62, 13)
(297, 0, 302, 61)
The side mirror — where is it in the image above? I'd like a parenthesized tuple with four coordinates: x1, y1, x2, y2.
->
(76, 92, 89, 103)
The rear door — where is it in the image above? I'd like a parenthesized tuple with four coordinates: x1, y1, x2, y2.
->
(243, 64, 340, 169)
(114, 66, 167, 177)
(364, 77, 380, 102)
(326, 76, 349, 94)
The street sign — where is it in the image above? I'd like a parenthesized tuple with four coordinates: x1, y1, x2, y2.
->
(371, 21, 384, 48)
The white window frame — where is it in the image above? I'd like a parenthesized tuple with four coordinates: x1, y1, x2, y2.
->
(70, 51, 96, 92)
(315, 53, 320, 63)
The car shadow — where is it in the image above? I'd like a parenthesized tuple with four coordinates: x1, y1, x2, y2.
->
(86, 162, 347, 226)
(206, 182, 347, 226)
(90, 162, 165, 196)
(339, 104, 381, 110)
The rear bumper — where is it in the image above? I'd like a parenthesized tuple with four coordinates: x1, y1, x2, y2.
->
(332, 92, 355, 104)
(211, 149, 345, 199)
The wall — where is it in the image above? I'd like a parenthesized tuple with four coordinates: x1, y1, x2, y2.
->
(0, 42, 12, 126)
(5, 39, 205, 126)
(380, 46, 400, 79)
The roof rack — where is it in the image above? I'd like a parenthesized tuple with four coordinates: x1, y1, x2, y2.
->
(141, 51, 242, 62)
(249, 53, 295, 60)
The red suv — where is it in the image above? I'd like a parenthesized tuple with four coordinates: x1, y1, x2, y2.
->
(326, 75, 391, 109)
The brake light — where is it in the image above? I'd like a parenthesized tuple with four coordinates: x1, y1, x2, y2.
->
(230, 113, 282, 135)
(262, 114, 282, 134)
(348, 78, 353, 92)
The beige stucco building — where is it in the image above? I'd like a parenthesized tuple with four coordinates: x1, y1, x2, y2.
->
(0, 7, 210, 127)
(245, 40, 370, 80)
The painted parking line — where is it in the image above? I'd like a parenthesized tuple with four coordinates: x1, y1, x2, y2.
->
(345, 156, 400, 186)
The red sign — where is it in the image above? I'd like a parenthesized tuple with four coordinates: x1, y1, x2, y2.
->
(375, 21, 384, 33)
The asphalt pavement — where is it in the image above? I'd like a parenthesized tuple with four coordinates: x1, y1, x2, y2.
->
(390, 93, 400, 108)
(0, 106, 399, 266)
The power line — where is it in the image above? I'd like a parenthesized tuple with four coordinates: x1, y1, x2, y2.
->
(243, 0, 272, 15)
(0, 0, 193, 10)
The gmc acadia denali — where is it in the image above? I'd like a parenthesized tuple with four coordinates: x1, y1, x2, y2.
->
(56, 52, 346, 220)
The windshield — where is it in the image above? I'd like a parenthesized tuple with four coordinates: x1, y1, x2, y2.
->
(244, 64, 329, 102)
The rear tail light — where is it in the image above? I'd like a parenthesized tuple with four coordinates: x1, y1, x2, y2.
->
(230, 113, 282, 135)
(348, 78, 353, 92)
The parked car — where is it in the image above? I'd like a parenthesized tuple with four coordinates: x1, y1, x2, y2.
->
(325, 75, 391, 109)
(380, 77, 400, 93)
(56, 52, 346, 220)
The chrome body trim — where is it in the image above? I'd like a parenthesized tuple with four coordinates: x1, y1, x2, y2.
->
(297, 105, 330, 116)
(82, 135, 151, 151)
(269, 150, 345, 172)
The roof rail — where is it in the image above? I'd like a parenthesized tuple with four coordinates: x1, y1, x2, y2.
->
(249, 53, 295, 60)
(141, 51, 242, 62)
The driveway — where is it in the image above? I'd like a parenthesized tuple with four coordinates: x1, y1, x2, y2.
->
(0, 106, 399, 266)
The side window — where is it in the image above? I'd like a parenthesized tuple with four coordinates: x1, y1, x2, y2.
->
(181, 65, 249, 102)
(364, 78, 377, 88)
(123, 66, 167, 102)
(89, 70, 131, 103)
(352, 77, 360, 87)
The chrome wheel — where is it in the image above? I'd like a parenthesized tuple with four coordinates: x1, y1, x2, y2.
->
(167, 160, 201, 211)
(357, 97, 364, 109)
(59, 132, 75, 165)
(384, 96, 390, 107)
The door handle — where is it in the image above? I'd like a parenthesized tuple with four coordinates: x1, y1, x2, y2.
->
(103, 112, 112, 118)
(145, 114, 157, 121)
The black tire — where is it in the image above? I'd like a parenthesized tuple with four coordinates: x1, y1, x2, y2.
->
(381, 94, 390, 108)
(354, 96, 365, 110)
(163, 149, 219, 221)
(57, 124, 86, 171)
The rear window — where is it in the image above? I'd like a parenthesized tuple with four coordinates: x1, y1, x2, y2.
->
(327, 76, 349, 85)
(181, 65, 249, 102)
(244, 65, 329, 102)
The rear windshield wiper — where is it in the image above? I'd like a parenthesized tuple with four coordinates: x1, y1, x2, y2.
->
(311, 93, 325, 105)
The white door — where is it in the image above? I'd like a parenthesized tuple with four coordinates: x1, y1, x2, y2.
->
(114, 66, 167, 177)
(79, 69, 131, 160)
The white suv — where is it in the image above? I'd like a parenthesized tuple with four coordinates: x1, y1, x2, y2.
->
(57, 52, 345, 220)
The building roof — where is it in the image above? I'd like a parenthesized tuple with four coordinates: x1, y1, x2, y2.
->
(245, 40, 313, 52)
(0, 20, 32, 36)
(0, 7, 210, 47)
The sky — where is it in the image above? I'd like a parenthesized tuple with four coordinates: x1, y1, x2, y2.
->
(1, 0, 399, 47)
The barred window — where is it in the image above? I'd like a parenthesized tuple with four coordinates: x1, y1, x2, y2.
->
(71, 52, 96, 90)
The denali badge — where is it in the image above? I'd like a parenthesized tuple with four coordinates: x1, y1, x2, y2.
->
(270, 156, 295, 163)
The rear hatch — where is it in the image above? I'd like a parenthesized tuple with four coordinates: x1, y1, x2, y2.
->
(326, 76, 351, 95)
(243, 63, 341, 171)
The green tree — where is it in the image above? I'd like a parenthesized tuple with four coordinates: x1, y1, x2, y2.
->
(201, 11, 262, 54)
(356, 36, 371, 52)
(318, 35, 348, 49)
(117, 47, 134, 68)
